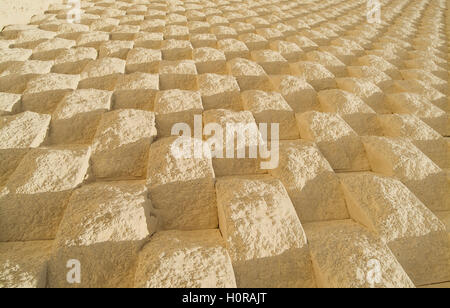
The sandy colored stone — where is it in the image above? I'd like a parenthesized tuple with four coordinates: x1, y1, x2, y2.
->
(79, 57, 126, 91)
(48, 181, 156, 288)
(290, 61, 336, 91)
(0, 145, 91, 241)
(386, 93, 448, 136)
(190, 33, 217, 48)
(22, 73, 79, 114)
(1, 59, 53, 77)
(134, 230, 236, 288)
(193, 47, 227, 74)
(238, 33, 269, 51)
(31, 38, 75, 61)
(50, 89, 112, 145)
(306, 51, 346, 77)
(216, 175, 315, 288)
(269, 40, 303, 62)
(217, 38, 250, 60)
(269, 140, 348, 222)
(0, 241, 53, 288)
(198, 73, 241, 110)
(52, 47, 97, 75)
(227, 58, 273, 91)
(0, 92, 21, 116)
(114, 72, 159, 110)
(339, 172, 450, 286)
(317, 89, 381, 136)
(286, 35, 318, 52)
(400, 69, 448, 95)
(99, 40, 133, 60)
(161, 39, 193, 61)
(76, 32, 110, 49)
(347, 66, 392, 90)
(250, 49, 290, 75)
(159, 60, 198, 90)
(147, 136, 218, 230)
(296, 111, 370, 171)
(241, 90, 298, 140)
(125, 48, 161, 74)
(304, 220, 415, 288)
(363, 137, 449, 212)
(356, 55, 402, 80)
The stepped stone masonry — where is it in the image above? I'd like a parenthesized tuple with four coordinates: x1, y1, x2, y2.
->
(0, 0, 449, 288)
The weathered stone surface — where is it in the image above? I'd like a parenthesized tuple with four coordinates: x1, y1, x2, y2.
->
(48, 181, 156, 288)
(126, 48, 161, 74)
(198, 73, 241, 110)
(193, 47, 227, 74)
(296, 111, 370, 171)
(79, 57, 126, 91)
(114, 72, 159, 110)
(0, 146, 91, 241)
(339, 172, 450, 286)
(134, 230, 236, 288)
(227, 58, 273, 91)
(0, 241, 53, 288)
(304, 220, 415, 288)
(216, 175, 315, 288)
(147, 136, 218, 230)
(91, 109, 156, 179)
(290, 61, 336, 91)
(159, 60, 198, 90)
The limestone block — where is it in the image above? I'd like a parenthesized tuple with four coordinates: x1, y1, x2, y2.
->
(250, 49, 290, 75)
(286, 35, 319, 52)
(125, 48, 161, 74)
(188, 21, 211, 34)
(76, 32, 110, 49)
(227, 58, 273, 91)
(401, 69, 448, 95)
(306, 51, 347, 77)
(0, 92, 21, 115)
(99, 40, 134, 59)
(193, 47, 227, 74)
(347, 66, 392, 90)
(154, 90, 203, 137)
(164, 25, 189, 40)
(389, 80, 447, 112)
(110, 25, 140, 41)
(339, 172, 450, 286)
(269, 140, 348, 222)
(317, 89, 382, 136)
(319, 45, 357, 66)
(212, 26, 238, 40)
(1, 60, 53, 78)
(362, 137, 449, 211)
(161, 39, 193, 61)
(231, 22, 256, 35)
(48, 181, 156, 288)
(114, 73, 159, 110)
(241, 90, 299, 140)
(435, 211, 450, 233)
(52, 47, 98, 75)
(31, 38, 75, 61)
(198, 73, 241, 110)
(159, 60, 198, 90)
(378, 114, 449, 169)
(79, 57, 126, 91)
(296, 111, 370, 171)
(386, 93, 447, 136)
(190, 33, 217, 48)
(0, 48, 32, 69)
(269, 40, 303, 62)
(290, 61, 336, 91)
(0, 145, 91, 241)
(147, 136, 218, 230)
(299, 29, 330, 46)
(203, 109, 265, 176)
(50, 89, 112, 145)
(356, 55, 402, 80)
(217, 38, 250, 60)
(134, 32, 163, 49)
(91, 109, 157, 179)
(139, 18, 165, 32)
(22, 73, 80, 114)
(304, 220, 415, 288)
(216, 175, 315, 288)
(134, 230, 236, 288)
(0, 241, 53, 288)
(269, 75, 319, 113)
(238, 33, 269, 51)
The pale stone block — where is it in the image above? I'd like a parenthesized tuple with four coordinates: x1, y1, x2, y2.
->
(22, 73, 80, 114)
(114, 73, 159, 110)
(190, 33, 217, 48)
(362, 137, 449, 211)
(216, 175, 316, 288)
(304, 220, 415, 288)
(50, 89, 112, 145)
(126, 48, 161, 74)
(400, 69, 448, 95)
(79, 57, 126, 91)
(286, 35, 318, 52)
(212, 26, 238, 40)
(198, 73, 241, 110)
(133, 32, 163, 49)
(241, 90, 299, 140)
(52, 47, 98, 75)
(91, 109, 157, 179)
(238, 33, 269, 51)
(31, 38, 75, 61)
(217, 38, 250, 60)
(269, 75, 319, 113)
(250, 49, 290, 75)
(0, 241, 53, 288)
(147, 136, 218, 230)
(48, 181, 156, 288)
(110, 25, 140, 41)
(76, 32, 110, 49)
(306, 51, 347, 77)
(154, 90, 203, 137)
(99, 40, 134, 59)
(269, 140, 348, 222)
(161, 39, 193, 61)
(0, 145, 91, 241)
(159, 60, 198, 90)
(134, 230, 236, 288)
(296, 111, 370, 171)
(356, 55, 402, 80)
(347, 66, 392, 90)
(269, 40, 303, 62)
(290, 61, 336, 91)
(0, 92, 21, 115)
(164, 25, 189, 40)
(227, 58, 273, 91)
(193, 47, 227, 74)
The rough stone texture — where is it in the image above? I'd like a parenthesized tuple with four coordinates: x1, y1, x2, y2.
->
(134, 230, 236, 288)
(48, 181, 156, 288)
(216, 175, 315, 288)
(1, 0, 449, 288)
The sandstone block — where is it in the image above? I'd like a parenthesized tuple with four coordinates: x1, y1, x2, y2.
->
(238, 33, 269, 51)
(269, 40, 303, 62)
(52, 47, 98, 75)
(216, 175, 315, 287)
(190, 33, 217, 48)
(198, 73, 241, 110)
(161, 39, 193, 61)
(79, 57, 126, 91)
(159, 60, 198, 90)
(227, 58, 273, 91)
(217, 38, 250, 60)
(126, 48, 161, 74)
(347, 66, 392, 90)
(99, 40, 134, 59)
(290, 61, 336, 91)
(306, 51, 347, 77)
(31, 38, 75, 61)
(193, 47, 227, 74)
(0, 92, 21, 115)
(250, 49, 290, 75)
(134, 230, 236, 288)
(133, 32, 163, 49)
(114, 73, 159, 110)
